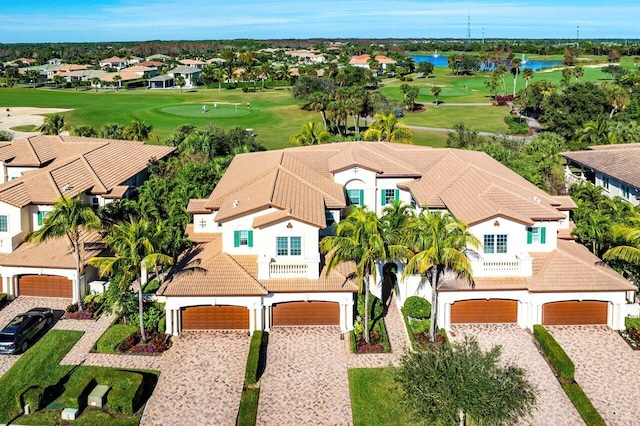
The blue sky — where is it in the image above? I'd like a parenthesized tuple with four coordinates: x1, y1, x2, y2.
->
(1, 0, 638, 43)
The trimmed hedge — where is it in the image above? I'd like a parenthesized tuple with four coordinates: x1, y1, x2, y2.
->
(19, 386, 45, 412)
(59, 369, 144, 415)
(403, 296, 431, 319)
(533, 325, 575, 382)
(562, 383, 606, 426)
(237, 387, 260, 426)
(245, 331, 263, 385)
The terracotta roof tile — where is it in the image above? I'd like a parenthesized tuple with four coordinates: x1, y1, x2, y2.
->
(563, 145, 640, 188)
(186, 199, 210, 214)
(550, 195, 578, 210)
(185, 224, 219, 243)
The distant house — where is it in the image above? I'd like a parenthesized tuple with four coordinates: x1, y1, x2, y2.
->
(179, 59, 207, 69)
(146, 54, 173, 62)
(167, 66, 201, 87)
(147, 75, 175, 89)
(100, 71, 141, 87)
(48, 58, 64, 66)
(206, 58, 226, 66)
(99, 57, 128, 70)
(48, 64, 91, 79)
(286, 50, 326, 64)
(15, 58, 36, 66)
(0, 136, 174, 303)
(563, 144, 640, 206)
(349, 54, 396, 70)
(123, 65, 157, 77)
(138, 61, 166, 68)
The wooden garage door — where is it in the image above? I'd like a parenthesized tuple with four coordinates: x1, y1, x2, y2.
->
(19, 275, 72, 298)
(273, 301, 340, 326)
(451, 299, 517, 324)
(542, 301, 608, 325)
(182, 305, 249, 330)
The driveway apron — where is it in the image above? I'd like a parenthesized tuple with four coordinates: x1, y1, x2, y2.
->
(549, 325, 640, 425)
(256, 327, 352, 425)
(450, 324, 583, 425)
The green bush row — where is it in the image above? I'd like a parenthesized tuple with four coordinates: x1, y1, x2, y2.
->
(236, 387, 260, 426)
(533, 325, 575, 382)
(403, 296, 431, 319)
(562, 383, 606, 426)
(401, 307, 420, 350)
(245, 331, 263, 385)
(59, 369, 144, 415)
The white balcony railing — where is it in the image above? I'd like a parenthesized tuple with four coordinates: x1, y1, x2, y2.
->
(269, 263, 308, 278)
(470, 253, 533, 278)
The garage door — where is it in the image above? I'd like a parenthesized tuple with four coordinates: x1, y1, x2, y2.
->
(542, 301, 608, 325)
(451, 299, 517, 324)
(273, 301, 340, 326)
(19, 275, 72, 298)
(182, 305, 249, 330)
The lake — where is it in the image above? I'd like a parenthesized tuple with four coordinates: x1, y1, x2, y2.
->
(411, 55, 562, 72)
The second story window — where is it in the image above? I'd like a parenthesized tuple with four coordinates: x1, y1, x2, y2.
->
(277, 236, 302, 256)
(381, 189, 399, 205)
(0, 215, 7, 232)
(37, 211, 49, 226)
(602, 176, 610, 190)
(347, 189, 364, 206)
(234, 230, 253, 247)
(622, 185, 631, 200)
(484, 234, 507, 254)
(527, 227, 546, 244)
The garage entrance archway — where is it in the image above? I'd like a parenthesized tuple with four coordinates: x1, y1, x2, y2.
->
(182, 305, 249, 330)
(272, 301, 340, 326)
(542, 301, 608, 325)
(451, 299, 518, 324)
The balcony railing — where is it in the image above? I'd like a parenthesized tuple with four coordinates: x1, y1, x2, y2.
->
(269, 263, 308, 278)
(470, 253, 532, 278)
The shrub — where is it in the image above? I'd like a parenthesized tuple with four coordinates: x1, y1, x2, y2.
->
(67, 303, 79, 314)
(504, 115, 529, 135)
(533, 325, 574, 382)
(562, 382, 606, 425)
(19, 386, 45, 412)
(245, 331, 263, 384)
(403, 296, 431, 319)
(405, 77, 413, 82)
(0, 293, 6, 307)
(0, 130, 13, 141)
(158, 316, 166, 334)
(95, 324, 138, 353)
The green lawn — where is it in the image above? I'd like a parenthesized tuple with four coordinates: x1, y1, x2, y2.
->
(348, 368, 419, 426)
(0, 329, 157, 425)
(94, 323, 138, 354)
(0, 87, 316, 150)
(403, 105, 511, 134)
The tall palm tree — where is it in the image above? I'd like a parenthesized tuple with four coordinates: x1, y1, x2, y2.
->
(510, 58, 522, 97)
(123, 118, 153, 141)
(363, 113, 413, 144)
(38, 112, 65, 135)
(112, 75, 121, 91)
(521, 68, 534, 88)
(90, 77, 101, 93)
(320, 207, 406, 343)
(25, 70, 40, 89)
(400, 210, 480, 339)
(576, 117, 609, 145)
(603, 216, 640, 268)
(431, 86, 442, 107)
(175, 75, 186, 92)
(381, 199, 414, 235)
(89, 218, 173, 342)
(289, 122, 330, 146)
(573, 209, 612, 256)
(25, 196, 101, 311)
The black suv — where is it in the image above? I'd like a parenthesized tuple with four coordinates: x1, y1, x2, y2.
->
(0, 308, 53, 354)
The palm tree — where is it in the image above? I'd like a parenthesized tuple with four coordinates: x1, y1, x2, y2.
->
(25, 70, 40, 89)
(431, 86, 442, 107)
(521, 68, 534, 88)
(573, 66, 584, 81)
(112, 75, 121, 91)
(25, 196, 101, 311)
(123, 118, 152, 141)
(576, 117, 609, 145)
(363, 113, 413, 144)
(382, 199, 414, 235)
(89, 218, 173, 343)
(90, 77, 101, 93)
(320, 207, 406, 343)
(38, 113, 65, 135)
(573, 210, 612, 256)
(400, 210, 480, 339)
(511, 58, 522, 97)
(492, 65, 508, 95)
(289, 122, 330, 146)
(175, 75, 186, 92)
(604, 216, 640, 266)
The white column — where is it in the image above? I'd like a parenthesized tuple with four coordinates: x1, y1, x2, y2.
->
(443, 303, 452, 331)
(4, 275, 14, 298)
(346, 298, 354, 332)
(254, 305, 264, 332)
(264, 305, 271, 332)
(249, 307, 256, 333)
(166, 308, 174, 335)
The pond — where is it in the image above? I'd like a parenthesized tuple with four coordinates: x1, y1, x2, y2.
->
(411, 55, 562, 72)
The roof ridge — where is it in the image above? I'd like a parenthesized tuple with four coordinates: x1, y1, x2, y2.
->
(24, 136, 43, 165)
(210, 163, 281, 208)
(225, 253, 269, 294)
(360, 142, 422, 175)
(79, 153, 108, 194)
(277, 157, 342, 206)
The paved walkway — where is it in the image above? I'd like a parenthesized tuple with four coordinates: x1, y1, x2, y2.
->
(141, 331, 250, 426)
(450, 324, 583, 425)
(257, 327, 352, 425)
(549, 325, 640, 425)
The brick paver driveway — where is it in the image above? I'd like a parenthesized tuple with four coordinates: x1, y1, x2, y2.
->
(450, 324, 583, 425)
(257, 327, 352, 425)
(141, 331, 250, 426)
(549, 325, 640, 425)
(0, 296, 70, 377)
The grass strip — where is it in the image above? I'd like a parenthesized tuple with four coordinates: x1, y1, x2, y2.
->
(236, 387, 260, 426)
(562, 383, 606, 426)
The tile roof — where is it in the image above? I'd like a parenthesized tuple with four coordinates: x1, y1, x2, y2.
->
(440, 240, 635, 293)
(349, 54, 396, 65)
(200, 142, 566, 230)
(0, 230, 103, 269)
(186, 199, 210, 214)
(100, 57, 126, 64)
(0, 136, 174, 208)
(562, 144, 640, 188)
(159, 236, 358, 297)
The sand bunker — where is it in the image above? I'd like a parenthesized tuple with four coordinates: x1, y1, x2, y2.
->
(0, 107, 72, 140)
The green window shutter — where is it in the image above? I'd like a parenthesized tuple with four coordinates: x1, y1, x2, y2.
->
(234, 231, 240, 247)
(359, 189, 364, 206)
(541, 227, 546, 244)
(526, 228, 532, 244)
(394, 189, 400, 202)
(248, 230, 254, 247)
(380, 190, 385, 206)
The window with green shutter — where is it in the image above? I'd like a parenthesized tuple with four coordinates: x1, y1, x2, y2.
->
(234, 230, 253, 247)
(382, 189, 396, 205)
(37, 211, 48, 226)
(0, 215, 7, 232)
(347, 189, 364, 206)
(527, 227, 546, 244)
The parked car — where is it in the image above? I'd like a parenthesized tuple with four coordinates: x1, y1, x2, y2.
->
(395, 108, 404, 118)
(0, 308, 53, 354)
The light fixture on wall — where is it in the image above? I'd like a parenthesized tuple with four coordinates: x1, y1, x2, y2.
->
(287, 222, 293, 229)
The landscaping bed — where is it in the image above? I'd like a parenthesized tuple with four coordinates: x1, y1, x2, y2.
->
(0, 330, 158, 425)
(65, 294, 105, 320)
(401, 296, 447, 350)
(350, 295, 391, 353)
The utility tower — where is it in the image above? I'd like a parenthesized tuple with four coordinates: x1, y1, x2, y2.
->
(576, 23, 580, 49)
(467, 14, 471, 45)
(482, 27, 485, 44)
